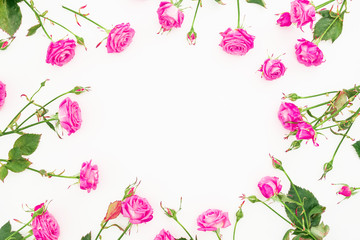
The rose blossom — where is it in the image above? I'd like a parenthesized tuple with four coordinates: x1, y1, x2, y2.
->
(258, 176, 282, 199)
(154, 229, 176, 240)
(296, 122, 318, 145)
(46, 39, 76, 66)
(58, 97, 82, 136)
(277, 12, 292, 27)
(80, 160, 99, 193)
(121, 195, 153, 224)
(0, 81, 6, 109)
(278, 102, 303, 131)
(259, 58, 286, 80)
(32, 203, 60, 240)
(295, 38, 324, 67)
(290, 0, 316, 30)
(219, 28, 255, 55)
(197, 209, 231, 231)
(106, 23, 135, 53)
(157, 1, 184, 32)
(338, 186, 352, 197)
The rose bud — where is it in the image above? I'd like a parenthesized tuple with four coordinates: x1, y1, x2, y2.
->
(106, 23, 135, 53)
(277, 12, 292, 27)
(258, 176, 282, 199)
(187, 28, 197, 45)
(103, 201, 122, 222)
(337, 185, 352, 197)
(296, 122, 318, 146)
(46, 39, 76, 67)
(219, 28, 255, 56)
(197, 209, 231, 231)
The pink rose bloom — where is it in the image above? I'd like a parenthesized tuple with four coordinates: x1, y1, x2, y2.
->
(260, 59, 286, 81)
(295, 39, 324, 67)
(154, 229, 176, 240)
(219, 28, 255, 56)
(277, 12, 292, 27)
(278, 102, 303, 131)
(338, 186, 352, 197)
(106, 23, 135, 53)
(32, 203, 60, 240)
(258, 176, 282, 199)
(290, 0, 316, 30)
(46, 39, 76, 66)
(296, 122, 318, 145)
(197, 209, 231, 231)
(157, 1, 184, 32)
(121, 195, 153, 224)
(58, 97, 82, 136)
(80, 160, 99, 193)
(0, 81, 6, 109)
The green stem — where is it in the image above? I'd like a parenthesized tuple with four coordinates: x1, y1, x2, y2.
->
(259, 200, 292, 226)
(62, 6, 109, 32)
(23, 0, 52, 41)
(215, 230, 222, 240)
(2, 101, 33, 133)
(316, 124, 338, 131)
(330, 123, 353, 163)
(233, 221, 238, 240)
(301, 101, 330, 112)
(315, 0, 335, 11)
(175, 219, 194, 240)
(2, 118, 57, 136)
(278, 198, 303, 228)
(298, 91, 338, 99)
(117, 223, 132, 240)
(339, 0, 347, 12)
(190, 0, 201, 29)
(39, 15, 79, 39)
(236, 0, 241, 29)
(95, 221, 108, 240)
(5, 217, 34, 240)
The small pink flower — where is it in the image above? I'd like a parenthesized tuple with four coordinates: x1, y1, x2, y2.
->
(296, 122, 318, 145)
(0, 81, 6, 109)
(154, 229, 176, 240)
(197, 209, 231, 232)
(290, 0, 316, 30)
(259, 58, 286, 81)
(278, 102, 303, 131)
(58, 97, 82, 136)
(121, 195, 153, 224)
(157, 1, 184, 32)
(106, 23, 135, 53)
(295, 39, 324, 67)
(258, 176, 282, 199)
(32, 203, 60, 240)
(46, 39, 76, 66)
(187, 30, 197, 45)
(219, 28, 255, 56)
(80, 160, 99, 193)
(338, 186, 352, 197)
(277, 12, 292, 27)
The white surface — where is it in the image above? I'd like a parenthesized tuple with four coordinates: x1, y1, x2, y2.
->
(1, 0, 360, 239)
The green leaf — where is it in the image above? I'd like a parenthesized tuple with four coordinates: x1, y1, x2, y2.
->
(246, 0, 266, 8)
(314, 10, 345, 43)
(8, 147, 21, 160)
(285, 185, 323, 228)
(177, 238, 187, 240)
(13, 134, 41, 156)
(353, 141, 360, 158)
(0, 0, 22, 36)
(0, 221, 23, 240)
(81, 232, 91, 240)
(0, 166, 8, 182)
(26, 23, 41, 36)
(6, 158, 31, 173)
(282, 229, 293, 240)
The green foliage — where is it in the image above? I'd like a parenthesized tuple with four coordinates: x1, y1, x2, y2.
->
(282, 229, 293, 240)
(81, 232, 91, 240)
(246, 0, 266, 8)
(353, 141, 360, 158)
(314, 10, 345, 43)
(0, 0, 22, 36)
(6, 158, 31, 173)
(8, 147, 21, 160)
(0, 166, 8, 182)
(13, 134, 41, 155)
(26, 23, 41, 36)
(0, 221, 23, 240)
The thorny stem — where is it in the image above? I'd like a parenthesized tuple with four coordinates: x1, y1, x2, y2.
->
(190, 0, 201, 29)
(215, 230, 222, 240)
(1, 118, 57, 136)
(175, 219, 194, 240)
(237, 0, 241, 29)
(23, 0, 52, 41)
(95, 220, 108, 240)
(5, 217, 34, 240)
(315, 0, 336, 11)
(301, 100, 330, 112)
(117, 223, 132, 240)
(39, 15, 79, 39)
(2, 102, 33, 133)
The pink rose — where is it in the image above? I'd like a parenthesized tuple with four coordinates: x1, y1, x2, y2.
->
(290, 0, 316, 30)
(259, 58, 286, 80)
(80, 160, 99, 193)
(219, 28, 255, 56)
(58, 97, 82, 136)
(197, 209, 231, 232)
(0, 81, 6, 109)
(187, 30, 197, 45)
(258, 176, 282, 199)
(337, 186, 352, 197)
(154, 229, 176, 240)
(157, 1, 184, 32)
(121, 195, 153, 224)
(296, 122, 318, 146)
(278, 102, 303, 131)
(106, 23, 135, 53)
(295, 39, 324, 67)
(46, 39, 76, 66)
(32, 203, 60, 240)
(277, 12, 292, 27)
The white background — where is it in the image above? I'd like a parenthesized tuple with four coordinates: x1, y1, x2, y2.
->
(1, 0, 360, 239)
